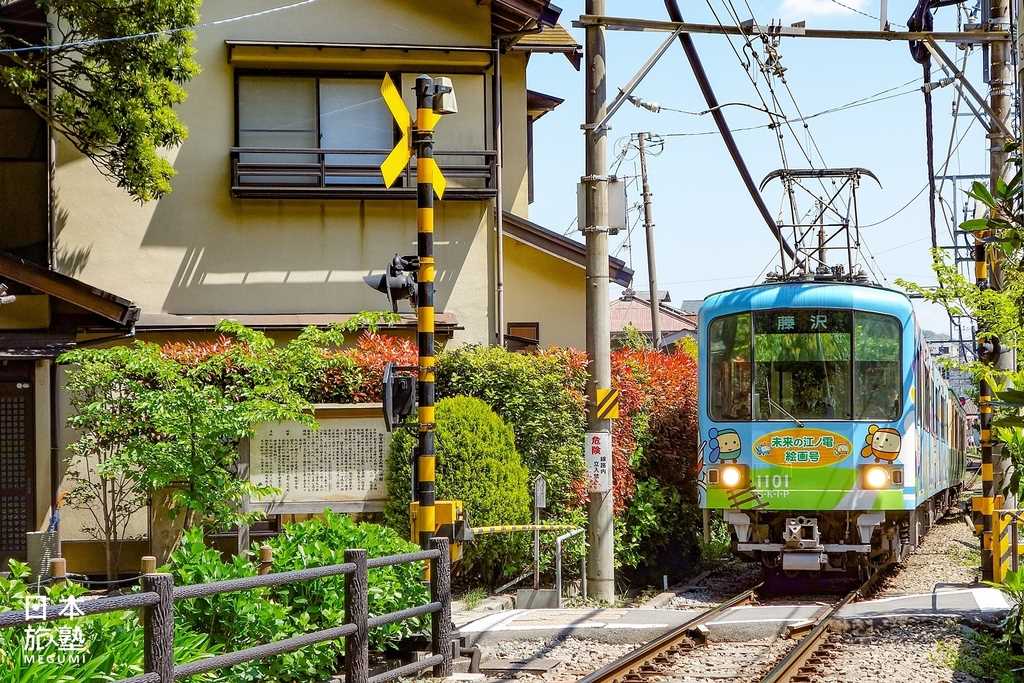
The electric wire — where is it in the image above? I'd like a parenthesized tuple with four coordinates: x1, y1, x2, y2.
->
(860, 116, 976, 228)
(702, 0, 794, 175)
(827, 0, 908, 28)
(0, 0, 321, 54)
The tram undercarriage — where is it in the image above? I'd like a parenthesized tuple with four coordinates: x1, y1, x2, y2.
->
(723, 487, 961, 576)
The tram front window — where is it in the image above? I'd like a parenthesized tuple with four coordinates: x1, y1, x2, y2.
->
(709, 312, 752, 421)
(753, 310, 852, 420)
(854, 312, 901, 420)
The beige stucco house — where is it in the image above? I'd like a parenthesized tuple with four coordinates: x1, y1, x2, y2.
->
(0, 0, 631, 573)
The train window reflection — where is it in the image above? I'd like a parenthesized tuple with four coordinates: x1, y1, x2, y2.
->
(709, 313, 752, 421)
(753, 309, 852, 420)
(854, 312, 901, 420)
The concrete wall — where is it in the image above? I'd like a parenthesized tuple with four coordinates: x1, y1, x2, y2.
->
(51, 0, 539, 347)
(502, 235, 586, 349)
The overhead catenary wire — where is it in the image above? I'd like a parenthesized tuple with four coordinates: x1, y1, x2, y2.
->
(0, 0, 321, 54)
(663, 0, 800, 270)
(860, 116, 976, 228)
(657, 80, 924, 137)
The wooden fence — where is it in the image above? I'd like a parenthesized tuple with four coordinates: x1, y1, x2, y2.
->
(0, 537, 453, 683)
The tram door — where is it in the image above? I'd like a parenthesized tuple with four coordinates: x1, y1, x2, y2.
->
(0, 363, 34, 565)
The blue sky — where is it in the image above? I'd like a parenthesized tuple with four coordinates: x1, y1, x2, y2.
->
(526, 0, 989, 336)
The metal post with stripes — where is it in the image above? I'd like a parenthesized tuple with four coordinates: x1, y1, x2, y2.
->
(976, 230, 996, 582)
(414, 75, 437, 559)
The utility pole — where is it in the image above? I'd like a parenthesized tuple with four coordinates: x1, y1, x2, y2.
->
(636, 132, 662, 349)
(975, 0, 1013, 580)
(584, 0, 615, 602)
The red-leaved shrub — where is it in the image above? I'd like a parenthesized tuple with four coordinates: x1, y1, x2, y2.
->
(347, 333, 418, 402)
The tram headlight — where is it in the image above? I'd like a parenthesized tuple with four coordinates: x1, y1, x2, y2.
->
(721, 465, 743, 489)
(863, 465, 889, 489)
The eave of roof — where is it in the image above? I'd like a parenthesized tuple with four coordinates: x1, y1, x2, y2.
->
(502, 211, 633, 287)
(0, 251, 138, 328)
(490, 0, 562, 35)
(527, 89, 564, 120)
(136, 312, 459, 333)
(509, 23, 581, 70)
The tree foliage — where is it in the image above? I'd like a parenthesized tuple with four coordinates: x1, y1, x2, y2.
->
(435, 346, 588, 510)
(0, 0, 202, 201)
(898, 141, 1024, 500)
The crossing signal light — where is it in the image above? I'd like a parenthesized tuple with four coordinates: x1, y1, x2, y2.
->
(977, 336, 1001, 363)
(382, 362, 416, 432)
(363, 254, 418, 312)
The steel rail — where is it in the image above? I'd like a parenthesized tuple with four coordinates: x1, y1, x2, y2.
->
(760, 568, 884, 683)
(577, 582, 764, 683)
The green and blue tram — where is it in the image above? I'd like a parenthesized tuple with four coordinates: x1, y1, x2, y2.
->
(698, 280, 968, 574)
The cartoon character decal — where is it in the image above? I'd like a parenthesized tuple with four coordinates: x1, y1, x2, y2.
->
(861, 425, 902, 463)
(707, 427, 741, 463)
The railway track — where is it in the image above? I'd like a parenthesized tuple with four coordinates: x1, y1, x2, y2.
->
(577, 568, 885, 683)
(576, 583, 763, 683)
(759, 567, 884, 683)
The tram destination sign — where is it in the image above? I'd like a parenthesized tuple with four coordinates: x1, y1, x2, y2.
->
(754, 309, 851, 334)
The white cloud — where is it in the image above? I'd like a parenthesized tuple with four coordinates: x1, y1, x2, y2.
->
(778, 0, 868, 21)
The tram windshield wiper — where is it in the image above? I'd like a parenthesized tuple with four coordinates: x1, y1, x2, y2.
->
(763, 377, 805, 428)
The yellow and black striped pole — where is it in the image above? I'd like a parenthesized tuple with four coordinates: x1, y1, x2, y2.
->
(974, 220, 995, 581)
(414, 75, 437, 554)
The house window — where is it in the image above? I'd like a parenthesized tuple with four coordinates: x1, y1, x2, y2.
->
(236, 74, 394, 186)
(506, 322, 540, 352)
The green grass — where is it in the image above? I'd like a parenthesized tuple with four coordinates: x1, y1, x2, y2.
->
(934, 632, 1024, 682)
(947, 539, 981, 568)
(460, 587, 487, 610)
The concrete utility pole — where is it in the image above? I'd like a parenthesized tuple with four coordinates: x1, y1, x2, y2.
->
(636, 132, 662, 349)
(976, 0, 1013, 580)
(584, 0, 615, 602)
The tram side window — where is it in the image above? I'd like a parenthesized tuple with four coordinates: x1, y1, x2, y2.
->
(709, 313, 752, 421)
(753, 309, 852, 420)
(853, 312, 901, 420)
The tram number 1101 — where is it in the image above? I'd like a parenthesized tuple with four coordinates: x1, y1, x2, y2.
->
(754, 474, 791, 490)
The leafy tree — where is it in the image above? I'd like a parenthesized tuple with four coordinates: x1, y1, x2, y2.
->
(0, 0, 202, 201)
(62, 353, 149, 579)
(897, 141, 1024, 500)
(616, 322, 650, 350)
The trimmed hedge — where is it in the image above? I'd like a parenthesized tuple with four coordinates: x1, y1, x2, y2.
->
(435, 346, 587, 510)
(385, 396, 531, 585)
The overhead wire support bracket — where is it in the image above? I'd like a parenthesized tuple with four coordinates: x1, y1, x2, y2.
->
(573, 15, 1010, 44)
(922, 37, 1015, 138)
(588, 25, 684, 132)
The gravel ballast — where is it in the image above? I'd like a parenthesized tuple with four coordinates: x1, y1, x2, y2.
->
(879, 515, 980, 595)
(818, 620, 983, 682)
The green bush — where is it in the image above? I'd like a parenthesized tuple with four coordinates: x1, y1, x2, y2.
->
(0, 561, 218, 683)
(266, 511, 429, 651)
(435, 347, 586, 510)
(385, 396, 532, 585)
(168, 514, 431, 682)
(169, 529, 337, 682)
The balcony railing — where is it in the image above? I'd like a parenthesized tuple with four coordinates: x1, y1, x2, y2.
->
(230, 147, 497, 200)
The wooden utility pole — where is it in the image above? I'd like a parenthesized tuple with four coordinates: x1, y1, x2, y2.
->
(637, 132, 662, 349)
(584, 0, 615, 602)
